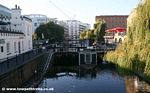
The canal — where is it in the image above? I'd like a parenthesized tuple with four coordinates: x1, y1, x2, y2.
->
(36, 63, 150, 93)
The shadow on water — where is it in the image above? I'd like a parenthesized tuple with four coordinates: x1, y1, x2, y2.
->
(10, 52, 150, 93)
(13, 52, 150, 93)
(35, 62, 150, 93)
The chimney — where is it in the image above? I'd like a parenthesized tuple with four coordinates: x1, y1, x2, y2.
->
(15, 4, 17, 9)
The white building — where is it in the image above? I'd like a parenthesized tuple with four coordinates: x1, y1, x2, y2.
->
(104, 31, 126, 44)
(113, 32, 126, 43)
(24, 14, 47, 33)
(57, 20, 69, 40)
(0, 5, 32, 60)
(24, 14, 58, 33)
(66, 20, 90, 45)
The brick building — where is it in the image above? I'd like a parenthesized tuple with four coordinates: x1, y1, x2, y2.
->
(95, 15, 128, 29)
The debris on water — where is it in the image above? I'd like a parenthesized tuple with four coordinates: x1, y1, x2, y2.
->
(68, 90, 72, 93)
(102, 61, 107, 64)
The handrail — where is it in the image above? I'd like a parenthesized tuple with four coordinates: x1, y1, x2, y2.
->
(42, 50, 53, 76)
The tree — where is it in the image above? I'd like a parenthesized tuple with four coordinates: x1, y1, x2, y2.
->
(80, 29, 96, 46)
(35, 22, 64, 43)
(79, 19, 106, 44)
(106, 0, 150, 78)
(80, 31, 86, 40)
(94, 19, 106, 43)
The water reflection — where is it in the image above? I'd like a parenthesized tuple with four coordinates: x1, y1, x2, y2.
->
(125, 76, 150, 93)
(45, 66, 99, 79)
(36, 65, 150, 93)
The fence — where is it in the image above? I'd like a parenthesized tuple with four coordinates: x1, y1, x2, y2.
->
(0, 48, 44, 76)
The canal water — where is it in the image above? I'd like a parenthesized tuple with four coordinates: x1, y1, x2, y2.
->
(36, 64, 150, 93)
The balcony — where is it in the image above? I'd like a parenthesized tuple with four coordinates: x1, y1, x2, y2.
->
(0, 29, 24, 35)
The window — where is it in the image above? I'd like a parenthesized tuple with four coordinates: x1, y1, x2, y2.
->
(1, 46, 3, 52)
(28, 40, 30, 49)
(22, 41, 24, 51)
(115, 38, 117, 43)
(27, 25, 30, 35)
(34, 23, 37, 26)
(1, 26, 6, 31)
(14, 42, 16, 52)
(6, 42, 10, 53)
(0, 39, 5, 44)
(119, 38, 122, 43)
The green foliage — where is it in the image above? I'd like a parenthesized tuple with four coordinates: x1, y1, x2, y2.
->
(106, 0, 150, 78)
(80, 31, 86, 40)
(131, 54, 146, 72)
(80, 29, 96, 45)
(94, 19, 106, 42)
(35, 22, 64, 43)
(80, 19, 106, 44)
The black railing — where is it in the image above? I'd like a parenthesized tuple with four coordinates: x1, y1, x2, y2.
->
(0, 48, 44, 76)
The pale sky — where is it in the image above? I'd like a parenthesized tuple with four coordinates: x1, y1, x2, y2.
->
(1, 0, 140, 26)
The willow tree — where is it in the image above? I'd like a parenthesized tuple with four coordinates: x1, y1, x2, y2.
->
(94, 19, 106, 43)
(80, 29, 95, 45)
(106, 0, 150, 78)
(80, 20, 106, 45)
(80, 31, 86, 40)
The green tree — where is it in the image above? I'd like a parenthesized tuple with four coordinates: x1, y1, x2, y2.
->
(106, 0, 150, 78)
(80, 29, 96, 45)
(80, 31, 86, 40)
(94, 19, 106, 43)
(35, 22, 64, 43)
(79, 20, 106, 45)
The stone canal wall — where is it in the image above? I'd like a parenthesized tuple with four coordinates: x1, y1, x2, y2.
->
(0, 51, 104, 90)
(0, 53, 47, 88)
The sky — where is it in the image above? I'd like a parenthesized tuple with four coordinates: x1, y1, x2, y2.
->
(1, 0, 140, 27)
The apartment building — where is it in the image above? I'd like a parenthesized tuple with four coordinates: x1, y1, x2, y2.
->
(66, 20, 90, 45)
(57, 20, 69, 40)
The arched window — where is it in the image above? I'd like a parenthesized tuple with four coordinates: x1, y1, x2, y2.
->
(119, 38, 122, 43)
(115, 38, 117, 43)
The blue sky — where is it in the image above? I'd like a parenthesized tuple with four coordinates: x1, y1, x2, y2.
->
(1, 0, 140, 26)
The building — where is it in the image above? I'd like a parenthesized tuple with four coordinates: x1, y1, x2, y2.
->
(57, 20, 69, 40)
(104, 27, 126, 44)
(95, 15, 128, 29)
(66, 20, 90, 46)
(25, 14, 69, 42)
(113, 31, 126, 43)
(0, 4, 11, 31)
(25, 14, 59, 33)
(25, 14, 69, 40)
(96, 15, 128, 44)
(24, 14, 47, 33)
(0, 5, 32, 60)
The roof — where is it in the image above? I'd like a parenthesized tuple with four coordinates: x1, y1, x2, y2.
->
(0, 4, 11, 17)
(0, 4, 10, 10)
(0, 21, 10, 25)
